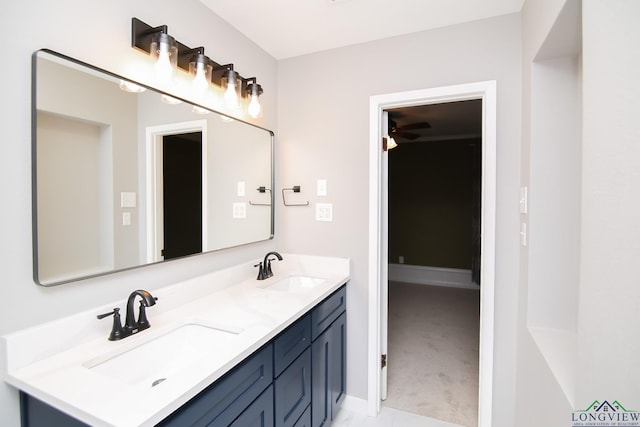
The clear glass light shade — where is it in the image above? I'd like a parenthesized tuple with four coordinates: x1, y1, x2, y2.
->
(150, 33, 178, 85)
(221, 70, 241, 110)
(247, 84, 262, 118)
(189, 57, 212, 96)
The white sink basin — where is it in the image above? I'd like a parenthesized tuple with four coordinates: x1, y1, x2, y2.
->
(262, 275, 326, 292)
(85, 323, 238, 387)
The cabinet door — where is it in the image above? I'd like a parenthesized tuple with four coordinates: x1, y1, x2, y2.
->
(311, 312, 346, 427)
(275, 348, 311, 427)
(230, 386, 274, 427)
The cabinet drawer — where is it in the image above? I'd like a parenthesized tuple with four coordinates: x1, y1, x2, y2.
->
(274, 314, 311, 377)
(158, 344, 273, 427)
(275, 348, 312, 427)
(230, 385, 274, 427)
(311, 285, 346, 340)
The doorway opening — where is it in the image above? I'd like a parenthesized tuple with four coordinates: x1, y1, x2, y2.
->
(383, 100, 482, 426)
(145, 120, 208, 263)
(162, 132, 203, 260)
(368, 81, 496, 427)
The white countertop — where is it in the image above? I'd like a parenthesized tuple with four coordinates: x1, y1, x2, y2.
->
(3, 254, 350, 427)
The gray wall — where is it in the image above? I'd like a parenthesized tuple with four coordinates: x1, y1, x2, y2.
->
(0, 1, 277, 425)
(277, 13, 522, 425)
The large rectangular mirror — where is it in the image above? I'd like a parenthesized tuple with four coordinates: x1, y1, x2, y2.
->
(33, 49, 274, 286)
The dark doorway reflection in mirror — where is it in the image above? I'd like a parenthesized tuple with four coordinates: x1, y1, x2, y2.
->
(162, 132, 203, 260)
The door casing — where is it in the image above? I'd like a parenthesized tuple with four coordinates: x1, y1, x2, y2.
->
(368, 81, 496, 427)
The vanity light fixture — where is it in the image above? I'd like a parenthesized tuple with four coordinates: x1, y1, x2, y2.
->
(131, 17, 266, 118)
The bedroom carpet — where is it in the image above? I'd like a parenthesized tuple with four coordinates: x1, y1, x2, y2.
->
(382, 282, 480, 427)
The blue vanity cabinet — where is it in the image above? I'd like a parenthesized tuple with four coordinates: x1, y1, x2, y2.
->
(19, 284, 347, 427)
(311, 287, 347, 427)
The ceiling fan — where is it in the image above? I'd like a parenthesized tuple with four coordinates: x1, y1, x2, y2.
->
(388, 116, 431, 141)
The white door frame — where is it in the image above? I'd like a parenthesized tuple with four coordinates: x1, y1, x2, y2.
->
(145, 120, 209, 262)
(367, 80, 496, 427)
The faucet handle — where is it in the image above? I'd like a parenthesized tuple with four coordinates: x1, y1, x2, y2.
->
(136, 300, 154, 330)
(254, 262, 266, 280)
(97, 308, 125, 341)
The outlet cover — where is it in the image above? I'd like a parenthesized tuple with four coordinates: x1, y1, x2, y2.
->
(316, 203, 333, 222)
(233, 202, 247, 219)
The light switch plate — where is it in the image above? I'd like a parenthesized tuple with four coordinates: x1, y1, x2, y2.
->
(520, 222, 527, 246)
(233, 202, 247, 219)
(237, 181, 245, 197)
(122, 212, 131, 226)
(317, 179, 327, 196)
(121, 192, 136, 208)
(520, 187, 528, 214)
(316, 203, 333, 222)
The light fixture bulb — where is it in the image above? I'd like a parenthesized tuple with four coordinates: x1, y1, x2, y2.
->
(247, 82, 262, 118)
(222, 70, 240, 110)
(189, 54, 212, 97)
(150, 33, 177, 85)
(387, 137, 398, 150)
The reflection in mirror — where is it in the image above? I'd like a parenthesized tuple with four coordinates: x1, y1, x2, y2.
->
(33, 49, 274, 286)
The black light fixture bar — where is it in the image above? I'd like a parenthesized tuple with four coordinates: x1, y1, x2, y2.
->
(131, 18, 168, 55)
(131, 17, 257, 98)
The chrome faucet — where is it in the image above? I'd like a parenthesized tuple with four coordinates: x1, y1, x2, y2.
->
(255, 251, 283, 280)
(97, 289, 157, 341)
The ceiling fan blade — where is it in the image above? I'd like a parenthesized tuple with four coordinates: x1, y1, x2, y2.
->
(392, 130, 420, 140)
(399, 121, 431, 130)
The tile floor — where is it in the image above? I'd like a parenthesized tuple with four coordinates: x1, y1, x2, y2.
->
(333, 406, 464, 427)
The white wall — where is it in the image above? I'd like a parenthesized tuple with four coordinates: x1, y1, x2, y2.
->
(578, 0, 640, 404)
(0, 1, 278, 425)
(517, 1, 640, 424)
(277, 13, 522, 426)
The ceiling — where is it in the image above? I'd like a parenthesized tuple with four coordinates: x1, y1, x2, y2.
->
(200, 0, 524, 60)
(388, 100, 482, 144)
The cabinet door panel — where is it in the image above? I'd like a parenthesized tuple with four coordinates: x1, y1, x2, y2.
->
(311, 331, 331, 427)
(275, 348, 311, 427)
(274, 314, 311, 377)
(311, 311, 347, 427)
(330, 312, 346, 419)
(230, 386, 274, 427)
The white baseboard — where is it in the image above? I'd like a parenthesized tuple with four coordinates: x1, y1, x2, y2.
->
(340, 395, 370, 415)
(388, 263, 479, 290)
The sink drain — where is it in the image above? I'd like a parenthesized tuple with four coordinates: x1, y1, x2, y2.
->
(151, 378, 167, 387)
